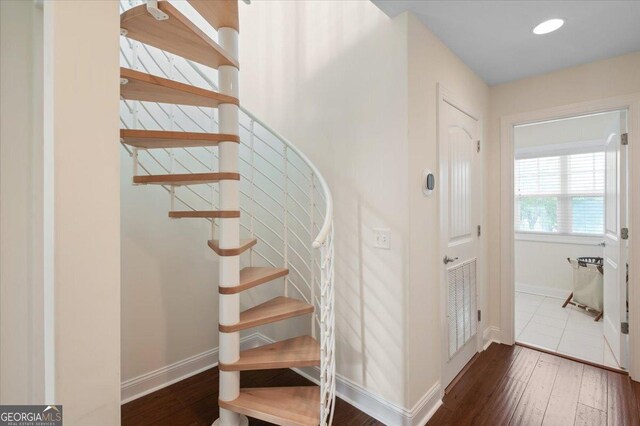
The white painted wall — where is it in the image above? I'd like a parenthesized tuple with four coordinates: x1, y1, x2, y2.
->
(405, 13, 489, 409)
(515, 237, 603, 297)
(487, 52, 640, 339)
(514, 111, 620, 149)
(239, 0, 410, 408)
(44, 1, 121, 423)
(120, 149, 221, 383)
(0, 0, 44, 404)
(238, 3, 489, 414)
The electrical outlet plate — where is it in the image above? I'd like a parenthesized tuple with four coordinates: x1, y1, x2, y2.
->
(373, 228, 391, 249)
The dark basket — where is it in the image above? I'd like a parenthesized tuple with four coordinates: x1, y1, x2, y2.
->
(577, 256, 603, 267)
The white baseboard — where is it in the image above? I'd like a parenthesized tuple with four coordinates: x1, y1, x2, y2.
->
(406, 382, 443, 426)
(516, 282, 570, 300)
(293, 366, 441, 426)
(483, 326, 501, 349)
(333, 373, 441, 426)
(245, 334, 442, 426)
(120, 333, 265, 404)
(121, 332, 442, 425)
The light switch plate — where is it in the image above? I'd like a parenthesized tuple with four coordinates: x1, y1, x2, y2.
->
(373, 228, 391, 249)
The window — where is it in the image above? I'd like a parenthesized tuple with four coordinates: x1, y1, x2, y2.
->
(515, 149, 604, 236)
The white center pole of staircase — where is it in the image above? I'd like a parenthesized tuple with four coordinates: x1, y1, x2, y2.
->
(215, 27, 247, 426)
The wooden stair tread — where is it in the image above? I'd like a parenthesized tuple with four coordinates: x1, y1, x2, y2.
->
(133, 172, 239, 185)
(169, 210, 239, 219)
(208, 238, 256, 256)
(219, 386, 320, 426)
(219, 267, 289, 294)
(120, 2, 238, 69)
(121, 129, 239, 149)
(219, 335, 320, 371)
(188, 0, 238, 32)
(120, 67, 238, 107)
(219, 296, 314, 333)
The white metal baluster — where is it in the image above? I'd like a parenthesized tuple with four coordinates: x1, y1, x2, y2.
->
(132, 147, 139, 177)
(168, 54, 177, 213)
(130, 37, 140, 179)
(170, 187, 176, 211)
(130, 99, 139, 180)
(320, 241, 327, 423)
(169, 147, 176, 209)
(310, 172, 316, 339)
(283, 145, 289, 297)
(131, 101, 139, 181)
(249, 120, 255, 266)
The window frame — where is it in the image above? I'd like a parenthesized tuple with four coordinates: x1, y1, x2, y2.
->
(514, 140, 605, 238)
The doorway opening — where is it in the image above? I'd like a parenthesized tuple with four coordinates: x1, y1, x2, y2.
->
(513, 110, 629, 370)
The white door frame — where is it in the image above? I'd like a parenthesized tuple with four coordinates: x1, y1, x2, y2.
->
(499, 93, 640, 379)
(438, 83, 485, 390)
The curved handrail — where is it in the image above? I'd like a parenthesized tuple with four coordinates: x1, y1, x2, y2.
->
(185, 61, 333, 248)
(243, 112, 332, 248)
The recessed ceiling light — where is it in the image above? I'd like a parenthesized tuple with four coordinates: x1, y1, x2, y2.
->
(532, 18, 565, 35)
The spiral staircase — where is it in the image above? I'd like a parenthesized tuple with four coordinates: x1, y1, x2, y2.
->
(118, 1, 335, 425)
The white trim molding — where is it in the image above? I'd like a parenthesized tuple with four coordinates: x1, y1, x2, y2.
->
(483, 326, 502, 350)
(294, 370, 437, 426)
(516, 283, 571, 301)
(515, 232, 603, 246)
(295, 369, 441, 426)
(331, 373, 441, 426)
(500, 92, 640, 379)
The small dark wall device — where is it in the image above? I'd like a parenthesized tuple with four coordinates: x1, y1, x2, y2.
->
(423, 169, 435, 196)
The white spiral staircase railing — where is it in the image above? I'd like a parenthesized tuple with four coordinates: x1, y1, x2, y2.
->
(119, 1, 335, 424)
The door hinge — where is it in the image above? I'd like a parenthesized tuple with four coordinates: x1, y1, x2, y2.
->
(621, 227, 629, 240)
(478, 310, 482, 322)
(621, 133, 628, 146)
(477, 225, 481, 237)
(621, 322, 629, 335)
(477, 140, 481, 153)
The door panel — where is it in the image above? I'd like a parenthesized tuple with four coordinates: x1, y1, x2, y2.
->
(603, 110, 628, 368)
(440, 98, 479, 388)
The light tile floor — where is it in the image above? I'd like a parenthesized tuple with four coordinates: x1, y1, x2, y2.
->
(515, 291, 621, 369)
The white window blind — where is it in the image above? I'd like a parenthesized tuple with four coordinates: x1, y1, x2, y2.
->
(515, 149, 605, 235)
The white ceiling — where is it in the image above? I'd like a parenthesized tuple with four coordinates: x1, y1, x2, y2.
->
(372, 1, 640, 85)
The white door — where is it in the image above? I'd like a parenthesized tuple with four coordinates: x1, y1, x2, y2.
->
(603, 110, 628, 368)
(439, 95, 480, 388)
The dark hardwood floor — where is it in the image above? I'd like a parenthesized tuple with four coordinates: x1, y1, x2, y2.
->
(121, 367, 382, 426)
(428, 343, 640, 426)
(123, 344, 640, 425)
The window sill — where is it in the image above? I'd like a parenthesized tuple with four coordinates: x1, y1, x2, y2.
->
(515, 232, 603, 246)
